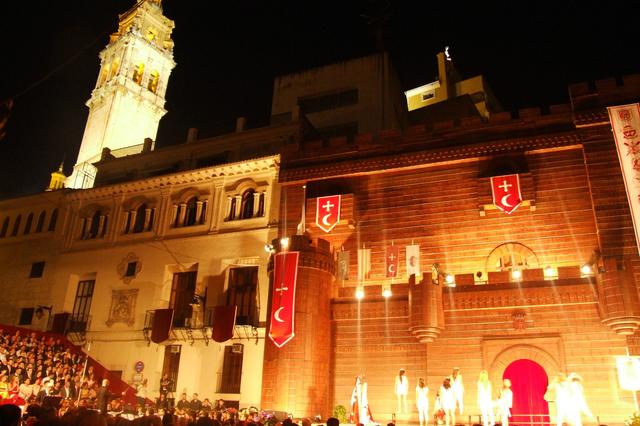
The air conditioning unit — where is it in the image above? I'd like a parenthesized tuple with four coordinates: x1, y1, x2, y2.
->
(231, 343, 243, 354)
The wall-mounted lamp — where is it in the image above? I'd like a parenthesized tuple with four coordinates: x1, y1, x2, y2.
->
(355, 287, 365, 300)
(511, 269, 523, 281)
(382, 285, 392, 298)
(543, 266, 557, 279)
(581, 249, 602, 277)
(280, 238, 290, 250)
(264, 243, 275, 254)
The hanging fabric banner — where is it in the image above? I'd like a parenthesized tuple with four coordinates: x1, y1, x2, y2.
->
(406, 244, 421, 277)
(212, 305, 237, 343)
(316, 195, 341, 233)
(386, 245, 399, 278)
(490, 174, 523, 214)
(151, 308, 174, 344)
(337, 250, 350, 280)
(608, 104, 640, 255)
(268, 251, 299, 348)
(357, 248, 371, 281)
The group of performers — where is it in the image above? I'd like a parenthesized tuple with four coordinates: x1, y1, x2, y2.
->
(352, 367, 594, 426)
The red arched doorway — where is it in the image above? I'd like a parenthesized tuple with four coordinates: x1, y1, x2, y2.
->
(503, 359, 549, 426)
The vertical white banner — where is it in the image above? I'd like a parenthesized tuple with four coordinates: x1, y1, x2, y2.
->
(357, 248, 371, 281)
(608, 104, 640, 255)
(406, 244, 421, 277)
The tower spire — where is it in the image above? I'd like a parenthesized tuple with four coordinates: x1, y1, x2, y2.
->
(67, 0, 176, 189)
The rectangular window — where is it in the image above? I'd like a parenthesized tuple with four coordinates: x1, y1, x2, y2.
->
(227, 267, 258, 326)
(298, 88, 358, 115)
(161, 345, 181, 393)
(219, 345, 243, 393)
(19, 308, 35, 325)
(30, 261, 45, 278)
(169, 271, 196, 327)
(70, 279, 95, 332)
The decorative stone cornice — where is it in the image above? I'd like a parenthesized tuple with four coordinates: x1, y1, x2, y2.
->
(66, 155, 279, 202)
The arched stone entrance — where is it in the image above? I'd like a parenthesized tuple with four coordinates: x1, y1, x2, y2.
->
(489, 344, 561, 425)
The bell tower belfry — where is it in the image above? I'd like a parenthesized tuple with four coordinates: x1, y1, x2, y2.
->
(67, 0, 176, 189)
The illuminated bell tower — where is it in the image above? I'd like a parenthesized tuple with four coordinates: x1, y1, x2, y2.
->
(67, 0, 175, 189)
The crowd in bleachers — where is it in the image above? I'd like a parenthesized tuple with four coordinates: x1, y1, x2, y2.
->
(0, 327, 339, 426)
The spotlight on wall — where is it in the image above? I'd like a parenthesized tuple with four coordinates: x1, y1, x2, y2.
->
(382, 286, 392, 298)
(35, 305, 53, 320)
(264, 243, 275, 254)
(580, 264, 594, 276)
(543, 266, 556, 279)
(432, 263, 455, 286)
(511, 269, 522, 281)
(355, 287, 365, 300)
(581, 249, 602, 276)
(280, 237, 290, 249)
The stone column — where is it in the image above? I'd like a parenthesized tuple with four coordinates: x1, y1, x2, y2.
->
(261, 236, 335, 418)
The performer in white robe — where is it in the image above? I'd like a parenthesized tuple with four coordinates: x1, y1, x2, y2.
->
(439, 378, 456, 426)
(497, 379, 513, 426)
(416, 378, 429, 426)
(547, 373, 569, 426)
(351, 376, 373, 425)
(395, 369, 409, 414)
(566, 373, 593, 426)
(477, 370, 494, 426)
(449, 367, 464, 415)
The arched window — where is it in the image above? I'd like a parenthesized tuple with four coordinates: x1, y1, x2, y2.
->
(132, 63, 145, 85)
(133, 204, 147, 233)
(185, 197, 198, 226)
(0, 218, 9, 238)
(23, 213, 33, 235)
(48, 209, 58, 232)
(148, 71, 159, 93)
(88, 211, 101, 239)
(228, 197, 236, 220)
(98, 64, 110, 87)
(240, 189, 255, 219)
(36, 211, 46, 233)
(11, 215, 21, 236)
(110, 58, 120, 80)
(258, 192, 265, 217)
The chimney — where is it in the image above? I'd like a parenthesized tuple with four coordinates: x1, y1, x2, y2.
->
(186, 127, 199, 143)
(142, 137, 154, 153)
(236, 117, 247, 132)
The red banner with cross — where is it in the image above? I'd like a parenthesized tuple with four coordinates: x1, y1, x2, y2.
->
(316, 195, 341, 233)
(268, 251, 299, 348)
(386, 245, 399, 278)
(490, 174, 522, 214)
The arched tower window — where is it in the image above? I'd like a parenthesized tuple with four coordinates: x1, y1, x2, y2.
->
(99, 64, 110, 87)
(148, 71, 159, 93)
(110, 58, 120, 80)
(184, 197, 198, 226)
(0, 218, 9, 238)
(133, 204, 147, 233)
(132, 63, 145, 85)
(36, 211, 46, 233)
(240, 189, 255, 219)
(48, 209, 58, 232)
(23, 213, 34, 235)
(228, 197, 237, 220)
(88, 211, 101, 239)
(11, 215, 21, 237)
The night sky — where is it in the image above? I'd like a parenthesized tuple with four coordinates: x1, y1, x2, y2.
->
(0, 1, 636, 198)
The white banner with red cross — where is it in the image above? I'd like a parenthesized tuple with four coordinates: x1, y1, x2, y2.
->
(490, 174, 523, 214)
(268, 251, 299, 348)
(609, 104, 640, 255)
(316, 195, 341, 233)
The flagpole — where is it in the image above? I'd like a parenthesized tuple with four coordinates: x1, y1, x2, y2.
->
(296, 184, 306, 235)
